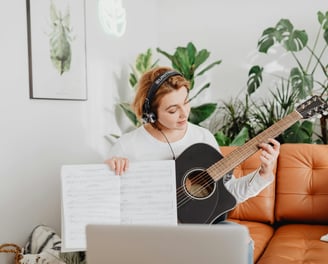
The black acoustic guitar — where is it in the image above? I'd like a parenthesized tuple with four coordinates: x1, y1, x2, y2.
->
(175, 95, 327, 224)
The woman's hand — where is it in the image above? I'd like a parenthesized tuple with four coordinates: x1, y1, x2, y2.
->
(105, 157, 129, 175)
(258, 138, 280, 178)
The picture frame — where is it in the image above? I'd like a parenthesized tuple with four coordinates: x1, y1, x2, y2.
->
(26, 0, 87, 100)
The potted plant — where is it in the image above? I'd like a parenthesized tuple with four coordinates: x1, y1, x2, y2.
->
(214, 10, 328, 145)
(113, 42, 222, 137)
(156, 42, 222, 125)
(246, 10, 328, 144)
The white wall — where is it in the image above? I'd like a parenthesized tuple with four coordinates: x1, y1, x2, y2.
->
(0, 1, 158, 262)
(0, 0, 327, 262)
(157, 0, 328, 102)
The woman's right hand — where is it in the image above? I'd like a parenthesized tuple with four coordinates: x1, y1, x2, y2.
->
(105, 157, 129, 176)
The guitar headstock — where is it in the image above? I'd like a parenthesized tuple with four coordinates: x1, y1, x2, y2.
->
(296, 95, 328, 119)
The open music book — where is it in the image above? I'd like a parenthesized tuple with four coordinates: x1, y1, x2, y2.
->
(61, 160, 177, 252)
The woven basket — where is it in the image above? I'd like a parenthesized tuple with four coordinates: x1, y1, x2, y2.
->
(0, 243, 22, 264)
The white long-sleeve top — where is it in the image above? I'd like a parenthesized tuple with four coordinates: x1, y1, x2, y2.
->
(108, 123, 274, 203)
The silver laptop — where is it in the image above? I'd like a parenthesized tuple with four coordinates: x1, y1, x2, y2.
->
(86, 224, 249, 264)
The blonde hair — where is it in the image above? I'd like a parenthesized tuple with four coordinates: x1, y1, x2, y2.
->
(132, 66, 190, 120)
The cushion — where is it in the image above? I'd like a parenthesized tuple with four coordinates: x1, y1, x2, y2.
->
(275, 144, 328, 224)
(228, 219, 274, 263)
(257, 224, 328, 264)
(220, 146, 276, 224)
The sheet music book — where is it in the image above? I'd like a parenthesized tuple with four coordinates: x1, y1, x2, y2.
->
(60, 160, 177, 252)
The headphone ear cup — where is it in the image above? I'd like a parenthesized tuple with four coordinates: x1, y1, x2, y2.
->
(148, 112, 157, 123)
(142, 112, 157, 124)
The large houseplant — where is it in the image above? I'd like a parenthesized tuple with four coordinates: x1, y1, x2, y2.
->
(247, 10, 328, 144)
(117, 42, 222, 132)
(215, 10, 328, 145)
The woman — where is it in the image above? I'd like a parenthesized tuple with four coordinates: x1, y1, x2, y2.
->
(106, 66, 280, 264)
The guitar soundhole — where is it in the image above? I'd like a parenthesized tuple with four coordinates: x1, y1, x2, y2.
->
(184, 168, 215, 199)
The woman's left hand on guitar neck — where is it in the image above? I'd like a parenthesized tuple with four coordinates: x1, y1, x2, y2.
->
(258, 138, 280, 179)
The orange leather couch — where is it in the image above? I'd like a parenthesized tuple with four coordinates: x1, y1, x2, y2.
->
(220, 144, 328, 264)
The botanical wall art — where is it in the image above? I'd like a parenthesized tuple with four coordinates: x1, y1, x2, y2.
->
(26, 0, 87, 100)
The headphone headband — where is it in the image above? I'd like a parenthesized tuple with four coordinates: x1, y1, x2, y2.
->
(142, 70, 182, 123)
(146, 70, 182, 105)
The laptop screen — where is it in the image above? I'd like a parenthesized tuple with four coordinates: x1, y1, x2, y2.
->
(86, 224, 249, 264)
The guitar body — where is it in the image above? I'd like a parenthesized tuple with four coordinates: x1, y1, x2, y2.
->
(174, 96, 327, 224)
(175, 143, 237, 224)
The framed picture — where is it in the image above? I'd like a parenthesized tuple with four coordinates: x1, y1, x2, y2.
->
(26, 0, 87, 100)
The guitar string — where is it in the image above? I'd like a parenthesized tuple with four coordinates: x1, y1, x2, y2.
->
(155, 126, 225, 208)
(148, 100, 321, 210)
(175, 122, 281, 208)
(175, 136, 273, 208)
(176, 167, 226, 208)
(176, 101, 323, 208)
(157, 113, 293, 208)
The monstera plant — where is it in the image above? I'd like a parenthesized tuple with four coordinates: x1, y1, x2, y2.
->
(211, 11, 328, 146)
(117, 42, 222, 131)
(245, 10, 328, 144)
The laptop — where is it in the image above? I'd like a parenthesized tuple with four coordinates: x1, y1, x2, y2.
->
(86, 224, 249, 264)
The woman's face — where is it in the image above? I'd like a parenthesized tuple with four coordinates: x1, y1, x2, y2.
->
(156, 87, 190, 131)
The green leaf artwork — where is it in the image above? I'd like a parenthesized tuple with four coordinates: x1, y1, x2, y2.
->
(49, 1, 73, 75)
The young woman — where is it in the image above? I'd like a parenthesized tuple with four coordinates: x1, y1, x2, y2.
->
(106, 66, 280, 264)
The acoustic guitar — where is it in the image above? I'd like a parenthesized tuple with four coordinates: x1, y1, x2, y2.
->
(175, 95, 327, 224)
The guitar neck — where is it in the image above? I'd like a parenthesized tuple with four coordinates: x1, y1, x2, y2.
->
(208, 110, 303, 181)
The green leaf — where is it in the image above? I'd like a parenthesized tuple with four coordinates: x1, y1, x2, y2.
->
(282, 121, 314, 143)
(247, 65, 263, 94)
(317, 11, 328, 30)
(188, 82, 210, 102)
(175, 47, 194, 79)
(318, 11, 328, 45)
(157, 43, 220, 82)
(129, 72, 137, 88)
(196, 60, 222, 77)
(156, 42, 221, 108)
(188, 103, 217, 125)
(49, 2, 72, 75)
(194, 49, 210, 69)
(258, 19, 308, 53)
(108, 134, 120, 139)
(323, 29, 328, 45)
(156, 47, 174, 61)
(214, 131, 231, 146)
(130, 49, 158, 88)
(285, 29, 308, 51)
(289, 67, 313, 98)
(257, 27, 277, 53)
(186, 42, 197, 66)
(276, 19, 294, 36)
(276, 19, 308, 52)
(119, 103, 141, 127)
(230, 127, 249, 146)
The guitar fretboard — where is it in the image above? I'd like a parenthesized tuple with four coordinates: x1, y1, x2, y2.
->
(207, 110, 302, 181)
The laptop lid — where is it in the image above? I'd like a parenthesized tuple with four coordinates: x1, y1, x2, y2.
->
(86, 224, 249, 264)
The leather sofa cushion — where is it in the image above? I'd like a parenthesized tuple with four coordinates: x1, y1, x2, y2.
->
(275, 144, 328, 224)
(228, 219, 274, 263)
(220, 147, 275, 224)
(256, 224, 328, 264)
